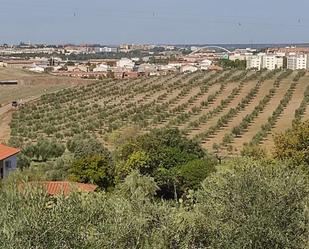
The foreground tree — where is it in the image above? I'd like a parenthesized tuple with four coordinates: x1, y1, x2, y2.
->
(67, 134, 110, 160)
(115, 128, 212, 198)
(69, 155, 115, 189)
(274, 120, 309, 166)
(23, 139, 65, 162)
(196, 158, 309, 249)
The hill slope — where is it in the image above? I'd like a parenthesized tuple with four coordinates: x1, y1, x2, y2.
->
(8, 70, 309, 154)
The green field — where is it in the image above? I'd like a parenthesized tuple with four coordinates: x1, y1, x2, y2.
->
(8, 69, 309, 155)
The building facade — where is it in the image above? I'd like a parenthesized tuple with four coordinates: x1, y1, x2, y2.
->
(246, 54, 284, 70)
(287, 54, 308, 70)
(246, 55, 262, 70)
(262, 55, 283, 70)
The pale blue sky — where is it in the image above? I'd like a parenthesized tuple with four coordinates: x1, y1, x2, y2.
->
(0, 0, 309, 44)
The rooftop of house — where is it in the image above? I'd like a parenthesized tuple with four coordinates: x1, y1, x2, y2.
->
(24, 181, 98, 196)
(0, 144, 20, 161)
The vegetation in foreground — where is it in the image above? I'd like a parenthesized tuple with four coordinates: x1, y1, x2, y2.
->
(0, 120, 308, 248)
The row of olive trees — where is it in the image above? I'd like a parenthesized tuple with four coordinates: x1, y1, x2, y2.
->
(217, 70, 294, 150)
(167, 70, 238, 127)
(250, 70, 305, 145)
(193, 71, 272, 144)
(182, 70, 270, 135)
(10, 73, 185, 144)
(294, 84, 309, 122)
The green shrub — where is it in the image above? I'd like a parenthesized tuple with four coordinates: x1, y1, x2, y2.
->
(196, 158, 309, 249)
(69, 154, 115, 189)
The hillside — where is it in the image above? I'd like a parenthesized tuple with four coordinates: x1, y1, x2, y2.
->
(8, 69, 309, 155)
(0, 68, 94, 142)
(0, 67, 93, 105)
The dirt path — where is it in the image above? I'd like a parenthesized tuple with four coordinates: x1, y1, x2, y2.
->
(0, 111, 12, 143)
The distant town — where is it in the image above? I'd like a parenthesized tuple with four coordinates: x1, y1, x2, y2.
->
(1, 42, 309, 79)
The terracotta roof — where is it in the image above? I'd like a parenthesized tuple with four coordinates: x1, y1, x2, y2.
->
(0, 144, 20, 161)
(26, 181, 98, 196)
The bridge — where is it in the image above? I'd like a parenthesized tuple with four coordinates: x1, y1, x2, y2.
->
(190, 46, 232, 55)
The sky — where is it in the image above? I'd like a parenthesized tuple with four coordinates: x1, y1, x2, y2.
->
(0, 0, 309, 44)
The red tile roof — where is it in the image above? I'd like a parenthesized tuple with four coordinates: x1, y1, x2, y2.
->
(27, 181, 98, 196)
(0, 144, 20, 161)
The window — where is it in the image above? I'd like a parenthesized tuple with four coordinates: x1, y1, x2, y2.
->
(5, 160, 12, 169)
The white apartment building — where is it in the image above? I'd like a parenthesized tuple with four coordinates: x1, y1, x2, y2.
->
(246, 54, 283, 70)
(246, 55, 262, 70)
(262, 55, 283, 70)
(287, 54, 308, 70)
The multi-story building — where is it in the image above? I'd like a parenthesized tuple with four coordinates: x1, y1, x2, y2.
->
(262, 55, 283, 70)
(246, 54, 283, 70)
(287, 54, 308, 70)
(246, 55, 262, 70)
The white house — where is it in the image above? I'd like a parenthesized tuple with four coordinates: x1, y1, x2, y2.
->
(28, 64, 45, 73)
(168, 63, 182, 70)
(131, 57, 140, 62)
(138, 63, 158, 74)
(0, 61, 6, 67)
(199, 59, 212, 70)
(93, 64, 109, 72)
(0, 144, 20, 179)
(116, 58, 135, 70)
(180, 65, 198, 73)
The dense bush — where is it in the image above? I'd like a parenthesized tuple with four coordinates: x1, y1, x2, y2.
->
(116, 128, 212, 198)
(196, 158, 309, 249)
(174, 159, 216, 193)
(274, 119, 309, 166)
(69, 155, 115, 189)
(16, 153, 31, 170)
(0, 158, 308, 248)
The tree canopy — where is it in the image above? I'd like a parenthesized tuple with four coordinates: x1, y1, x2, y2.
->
(274, 120, 309, 167)
(116, 128, 212, 198)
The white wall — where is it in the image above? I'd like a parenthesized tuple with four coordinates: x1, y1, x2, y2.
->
(246, 55, 262, 70)
(2, 155, 18, 178)
(116, 58, 135, 69)
(287, 55, 308, 70)
(247, 54, 283, 70)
